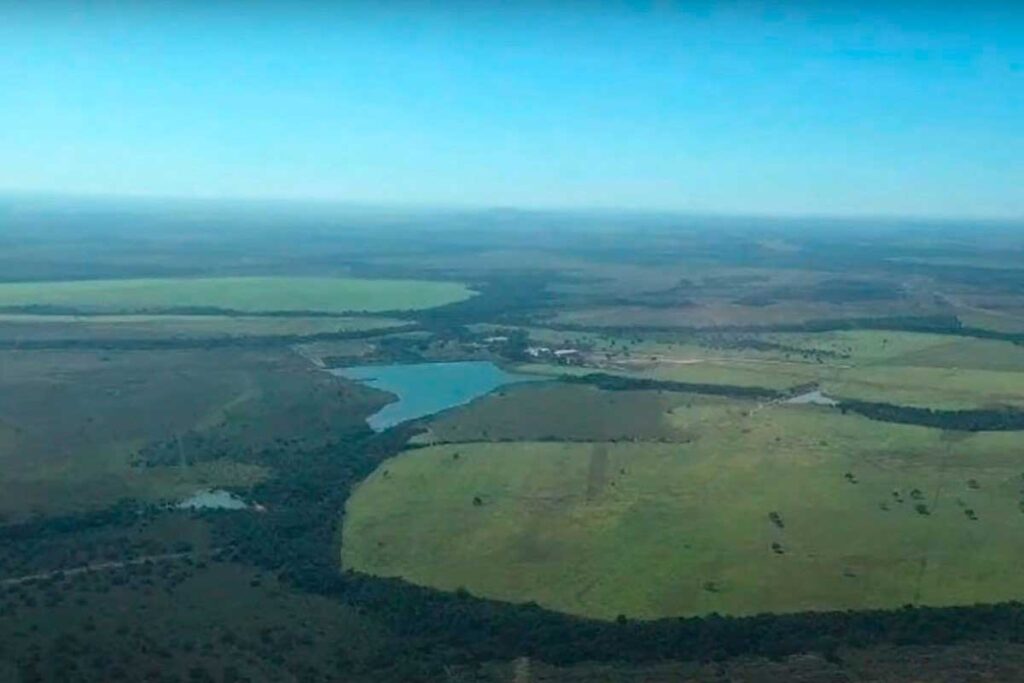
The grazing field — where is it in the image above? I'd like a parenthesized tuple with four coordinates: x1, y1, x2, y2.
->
(765, 330, 1024, 369)
(0, 276, 474, 313)
(758, 332, 1024, 408)
(514, 329, 1024, 409)
(549, 299, 940, 329)
(0, 313, 406, 341)
(825, 366, 1024, 409)
(610, 358, 822, 390)
(414, 383, 699, 444)
(956, 307, 1024, 334)
(345, 403, 1024, 620)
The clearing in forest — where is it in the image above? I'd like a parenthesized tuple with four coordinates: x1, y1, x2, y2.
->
(344, 404, 1024, 620)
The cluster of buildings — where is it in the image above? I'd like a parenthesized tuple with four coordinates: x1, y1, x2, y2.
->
(524, 346, 582, 364)
(480, 334, 584, 365)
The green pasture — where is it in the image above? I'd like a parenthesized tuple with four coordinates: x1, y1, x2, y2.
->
(516, 329, 1024, 409)
(824, 366, 1024, 409)
(766, 330, 1024, 369)
(344, 405, 1024, 620)
(0, 313, 405, 339)
(413, 383, 704, 444)
(0, 276, 473, 313)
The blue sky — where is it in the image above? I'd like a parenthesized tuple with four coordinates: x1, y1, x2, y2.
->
(2, 2, 1022, 218)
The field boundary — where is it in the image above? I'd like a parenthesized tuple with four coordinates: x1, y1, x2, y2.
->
(0, 323, 420, 350)
(544, 315, 1024, 347)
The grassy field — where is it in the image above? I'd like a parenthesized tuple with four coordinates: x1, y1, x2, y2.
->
(549, 299, 933, 329)
(514, 329, 1024, 409)
(955, 305, 1024, 334)
(0, 313, 406, 341)
(0, 276, 473, 313)
(766, 330, 1024, 368)
(413, 383, 698, 444)
(824, 366, 1024, 409)
(345, 402, 1024, 620)
(762, 331, 1024, 408)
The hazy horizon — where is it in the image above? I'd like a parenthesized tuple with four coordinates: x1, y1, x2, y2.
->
(3, 2, 1023, 219)
(6, 189, 1024, 227)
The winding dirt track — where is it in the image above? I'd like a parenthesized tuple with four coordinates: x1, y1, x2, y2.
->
(0, 549, 217, 587)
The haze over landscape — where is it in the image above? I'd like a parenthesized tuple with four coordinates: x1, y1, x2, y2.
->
(4, 3, 1024, 682)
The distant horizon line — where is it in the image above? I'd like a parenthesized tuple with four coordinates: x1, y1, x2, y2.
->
(2, 187, 1023, 226)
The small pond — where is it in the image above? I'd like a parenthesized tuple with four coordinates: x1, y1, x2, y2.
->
(177, 489, 248, 510)
(333, 361, 538, 431)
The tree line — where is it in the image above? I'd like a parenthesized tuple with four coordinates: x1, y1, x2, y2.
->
(839, 399, 1024, 432)
(549, 314, 1024, 347)
(0, 324, 421, 351)
(560, 372, 783, 400)
(201, 421, 1024, 676)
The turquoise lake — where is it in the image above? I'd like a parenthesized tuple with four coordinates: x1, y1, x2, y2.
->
(333, 361, 536, 431)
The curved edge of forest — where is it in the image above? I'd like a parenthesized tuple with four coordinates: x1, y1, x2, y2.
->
(7, 424, 1024, 675)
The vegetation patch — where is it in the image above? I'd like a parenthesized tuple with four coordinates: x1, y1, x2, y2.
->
(0, 313, 406, 342)
(838, 399, 1024, 432)
(0, 276, 474, 314)
(515, 329, 1024, 410)
(560, 372, 784, 400)
(415, 383, 699, 444)
(0, 347, 380, 517)
(345, 407, 1024, 620)
(826, 365, 1024, 410)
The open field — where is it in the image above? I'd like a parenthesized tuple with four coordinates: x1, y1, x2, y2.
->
(766, 330, 1024, 369)
(513, 329, 1024, 409)
(413, 383, 697, 444)
(956, 308, 1024, 333)
(0, 313, 406, 341)
(516, 358, 825, 394)
(548, 298, 944, 329)
(0, 276, 474, 313)
(825, 366, 1024, 409)
(604, 358, 822, 390)
(345, 403, 1024, 620)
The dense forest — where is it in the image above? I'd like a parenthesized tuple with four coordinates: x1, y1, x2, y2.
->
(561, 372, 784, 400)
(839, 400, 1024, 432)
